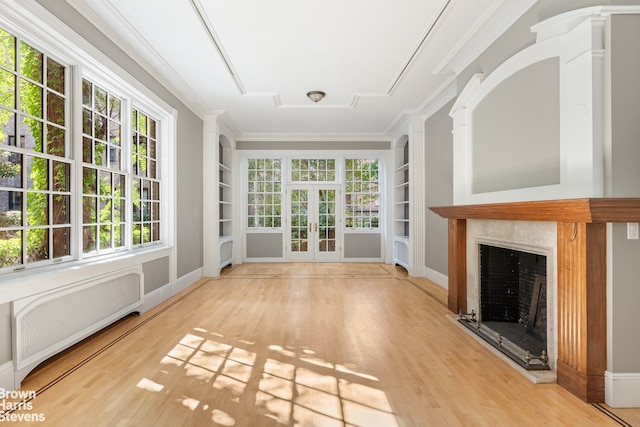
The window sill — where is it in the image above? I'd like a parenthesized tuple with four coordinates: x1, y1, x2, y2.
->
(0, 245, 172, 304)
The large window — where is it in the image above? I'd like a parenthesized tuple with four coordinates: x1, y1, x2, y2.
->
(132, 109, 160, 246)
(344, 159, 379, 228)
(0, 28, 71, 269)
(0, 23, 167, 274)
(81, 79, 125, 254)
(247, 159, 282, 228)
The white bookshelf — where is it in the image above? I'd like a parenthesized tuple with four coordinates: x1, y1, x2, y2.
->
(218, 139, 233, 268)
(394, 139, 410, 268)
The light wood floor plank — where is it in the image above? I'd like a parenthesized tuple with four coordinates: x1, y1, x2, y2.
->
(7, 263, 636, 426)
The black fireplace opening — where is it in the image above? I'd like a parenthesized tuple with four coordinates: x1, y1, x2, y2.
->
(479, 244, 547, 359)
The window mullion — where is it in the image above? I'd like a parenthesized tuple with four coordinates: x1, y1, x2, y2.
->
(71, 65, 84, 261)
(122, 97, 132, 250)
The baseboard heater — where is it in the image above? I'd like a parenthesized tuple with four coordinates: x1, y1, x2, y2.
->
(12, 268, 144, 387)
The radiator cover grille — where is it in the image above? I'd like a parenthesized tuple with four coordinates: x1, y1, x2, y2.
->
(13, 269, 143, 377)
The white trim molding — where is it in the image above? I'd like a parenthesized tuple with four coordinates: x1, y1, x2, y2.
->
(0, 361, 15, 392)
(424, 267, 448, 289)
(605, 371, 640, 408)
(449, 7, 625, 205)
(139, 267, 203, 314)
(174, 268, 204, 295)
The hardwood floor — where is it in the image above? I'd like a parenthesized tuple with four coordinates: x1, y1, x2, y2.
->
(7, 263, 637, 426)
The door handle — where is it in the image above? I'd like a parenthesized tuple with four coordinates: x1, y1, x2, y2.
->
(315, 223, 318, 232)
(308, 223, 311, 232)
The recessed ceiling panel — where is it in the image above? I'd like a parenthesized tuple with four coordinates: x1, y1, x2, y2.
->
(201, 0, 449, 103)
(70, 0, 531, 137)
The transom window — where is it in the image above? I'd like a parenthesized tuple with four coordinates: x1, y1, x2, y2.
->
(290, 158, 335, 182)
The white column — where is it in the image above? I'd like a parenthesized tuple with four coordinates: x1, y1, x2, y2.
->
(202, 115, 220, 276)
(408, 116, 426, 276)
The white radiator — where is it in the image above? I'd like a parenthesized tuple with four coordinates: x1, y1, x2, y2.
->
(394, 238, 409, 269)
(220, 239, 233, 268)
(12, 268, 144, 386)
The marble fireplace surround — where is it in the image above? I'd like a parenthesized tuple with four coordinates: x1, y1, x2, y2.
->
(430, 198, 640, 403)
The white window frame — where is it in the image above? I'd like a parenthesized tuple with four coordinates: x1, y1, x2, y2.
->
(0, 1, 177, 302)
(238, 149, 388, 263)
(344, 158, 381, 230)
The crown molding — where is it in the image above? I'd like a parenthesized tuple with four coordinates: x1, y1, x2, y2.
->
(531, 5, 640, 42)
(385, 74, 457, 137)
(235, 133, 390, 143)
(66, 0, 211, 118)
(2, 0, 174, 118)
(432, 0, 538, 76)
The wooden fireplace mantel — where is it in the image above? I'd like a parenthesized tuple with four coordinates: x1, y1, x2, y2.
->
(430, 197, 640, 223)
(429, 198, 640, 403)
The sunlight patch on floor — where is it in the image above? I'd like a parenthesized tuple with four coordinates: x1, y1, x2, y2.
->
(137, 327, 399, 426)
(136, 378, 164, 392)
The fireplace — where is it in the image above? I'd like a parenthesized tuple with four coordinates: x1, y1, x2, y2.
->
(429, 198, 640, 402)
(469, 244, 548, 369)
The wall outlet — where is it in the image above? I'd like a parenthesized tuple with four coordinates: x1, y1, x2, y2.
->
(627, 222, 639, 240)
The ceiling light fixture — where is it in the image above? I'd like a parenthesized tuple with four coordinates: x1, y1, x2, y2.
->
(306, 91, 326, 103)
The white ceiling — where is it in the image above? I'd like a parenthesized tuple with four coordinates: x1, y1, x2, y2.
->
(68, 0, 536, 140)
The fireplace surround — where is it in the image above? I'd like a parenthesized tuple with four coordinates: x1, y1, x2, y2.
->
(430, 198, 640, 403)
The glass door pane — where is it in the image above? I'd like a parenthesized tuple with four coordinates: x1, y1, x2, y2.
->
(317, 188, 336, 253)
(289, 188, 309, 254)
(287, 184, 340, 261)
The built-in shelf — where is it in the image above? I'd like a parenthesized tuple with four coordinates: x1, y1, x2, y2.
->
(218, 139, 233, 269)
(394, 139, 410, 268)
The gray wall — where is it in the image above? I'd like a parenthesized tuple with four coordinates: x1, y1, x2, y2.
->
(609, 14, 640, 373)
(472, 58, 560, 193)
(424, 100, 454, 277)
(176, 111, 204, 278)
(143, 257, 171, 294)
(36, 0, 205, 280)
(0, 303, 10, 364)
(246, 233, 283, 258)
(344, 233, 381, 258)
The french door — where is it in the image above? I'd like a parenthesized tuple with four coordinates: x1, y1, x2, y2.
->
(287, 184, 340, 261)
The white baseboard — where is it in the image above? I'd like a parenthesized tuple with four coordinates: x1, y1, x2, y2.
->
(424, 267, 448, 289)
(174, 267, 203, 294)
(605, 371, 640, 408)
(139, 283, 173, 314)
(139, 267, 203, 314)
(0, 361, 15, 392)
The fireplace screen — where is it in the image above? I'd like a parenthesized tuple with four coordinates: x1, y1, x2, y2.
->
(460, 244, 549, 370)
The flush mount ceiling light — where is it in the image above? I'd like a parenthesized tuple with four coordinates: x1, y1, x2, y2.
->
(306, 91, 326, 103)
